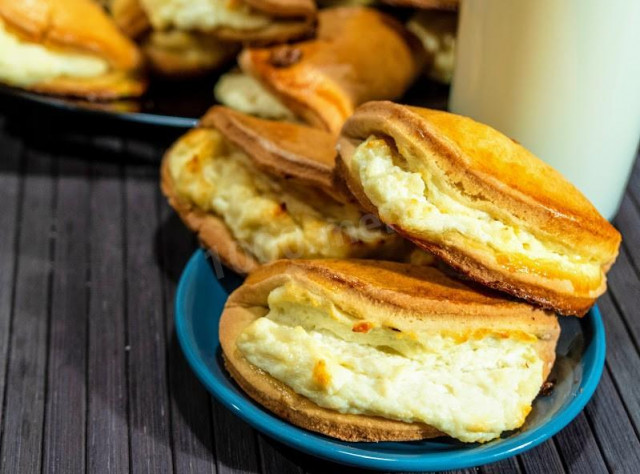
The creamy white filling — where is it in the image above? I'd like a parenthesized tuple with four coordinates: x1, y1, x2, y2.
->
(351, 137, 601, 280)
(168, 129, 394, 262)
(0, 19, 109, 86)
(214, 72, 296, 121)
(140, 0, 271, 31)
(237, 283, 544, 443)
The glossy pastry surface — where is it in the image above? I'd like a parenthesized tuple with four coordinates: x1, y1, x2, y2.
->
(336, 101, 621, 315)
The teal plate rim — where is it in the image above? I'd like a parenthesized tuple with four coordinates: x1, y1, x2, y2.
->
(175, 249, 606, 472)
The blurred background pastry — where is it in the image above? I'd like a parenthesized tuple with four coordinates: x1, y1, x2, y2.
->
(0, 0, 145, 99)
(110, 0, 317, 77)
(407, 10, 457, 83)
(215, 7, 425, 134)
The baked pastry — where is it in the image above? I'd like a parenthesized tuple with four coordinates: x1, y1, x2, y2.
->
(141, 30, 238, 77)
(407, 10, 457, 83)
(220, 258, 560, 442)
(111, 0, 240, 77)
(112, 0, 315, 76)
(161, 106, 404, 273)
(381, 0, 458, 9)
(119, 0, 316, 44)
(111, 0, 151, 38)
(336, 101, 621, 316)
(215, 7, 424, 134)
(0, 0, 145, 99)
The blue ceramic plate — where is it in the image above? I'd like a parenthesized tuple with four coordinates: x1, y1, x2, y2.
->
(175, 249, 606, 472)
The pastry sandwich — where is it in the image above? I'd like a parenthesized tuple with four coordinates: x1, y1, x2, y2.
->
(114, 0, 316, 44)
(336, 101, 621, 316)
(215, 7, 425, 134)
(0, 0, 145, 99)
(161, 106, 403, 273)
(220, 259, 560, 442)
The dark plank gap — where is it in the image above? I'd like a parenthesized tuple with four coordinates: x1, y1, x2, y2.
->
(553, 412, 607, 474)
(517, 440, 565, 474)
(596, 293, 640, 434)
(0, 147, 55, 474)
(606, 247, 640, 351)
(43, 156, 90, 474)
(124, 162, 174, 474)
(481, 457, 521, 474)
(0, 122, 23, 443)
(210, 399, 260, 474)
(257, 434, 303, 474)
(585, 366, 640, 472)
(87, 156, 131, 474)
(158, 196, 216, 474)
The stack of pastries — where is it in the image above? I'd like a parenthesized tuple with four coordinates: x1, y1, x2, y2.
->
(162, 99, 620, 442)
(153, 0, 618, 448)
(0, 0, 621, 445)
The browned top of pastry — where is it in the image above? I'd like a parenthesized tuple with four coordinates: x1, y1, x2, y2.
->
(238, 259, 560, 334)
(381, 0, 458, 9)
(0, 0, 141, 70)
(245, 0, 316, 18)
(239, 7, 424, 134)
(339, 101, 621, 265)
(200, 106, 340, 198)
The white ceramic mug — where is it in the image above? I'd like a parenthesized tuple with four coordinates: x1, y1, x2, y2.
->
(450, 0, 640, 220)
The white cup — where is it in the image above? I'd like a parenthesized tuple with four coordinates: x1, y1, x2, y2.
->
(450, 0, 640, 220)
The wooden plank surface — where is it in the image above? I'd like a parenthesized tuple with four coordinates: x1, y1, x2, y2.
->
(0, 113, 637, 474)
(0, 147, 54, 474)
(0, 118, 22, 440)
(158, 201, 216, 474)
(43, 155, 90, 474)
(124, 161, 174, 474)
(87, 155, 130, 474)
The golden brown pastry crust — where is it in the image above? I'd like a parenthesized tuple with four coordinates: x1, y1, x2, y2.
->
(381, 0, 458, 9)
(160, 106, 388, 274)
(111, 0, 151, 39)
(200, 106, 342, 200)
(216, 0, 316, 44)
(220, 259, 560, 442)
(114, 0, 316, 45)
(28, 70, 146, 100)
(239, 7, 425, 134)
(336, 101, 621, 316)
(0, 0, 141, 70)
(142, 31, 239, 78)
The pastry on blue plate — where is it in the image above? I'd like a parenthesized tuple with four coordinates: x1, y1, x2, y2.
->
(161, 106, 405, 273)
(336, 101, 621, 315)
(220, 258, 560, 442)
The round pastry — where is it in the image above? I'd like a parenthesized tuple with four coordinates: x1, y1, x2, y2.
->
(220, 258, 560, 442)
(336, 101, 622, 316)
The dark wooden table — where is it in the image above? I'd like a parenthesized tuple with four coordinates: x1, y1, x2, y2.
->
(0, 106, 638, 474)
